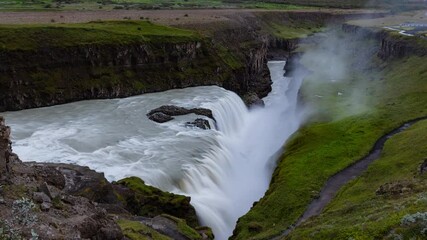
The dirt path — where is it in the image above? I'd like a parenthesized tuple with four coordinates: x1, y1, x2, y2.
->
(275, 116, 427, 239)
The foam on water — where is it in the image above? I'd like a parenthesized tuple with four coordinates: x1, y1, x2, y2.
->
(3, 61, 304, 239)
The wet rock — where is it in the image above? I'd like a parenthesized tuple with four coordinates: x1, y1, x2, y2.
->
(243, 92, 265, 108)
(147, 105, 215, 123)
(186, 119, 211, 130)
(33, 192, 51, 204)
(148, 105, 191, 116)
(191, 108, 214, 120)
(148, 112, 174, 123)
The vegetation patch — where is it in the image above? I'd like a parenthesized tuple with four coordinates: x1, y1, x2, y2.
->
(288, 120, 427, 239)
(161, 214, 203, 240)
(232, 35, 427, 239)
(0, 20, 197, 51)
(115, 177, 199, 227)
(118, 219, 171, 240)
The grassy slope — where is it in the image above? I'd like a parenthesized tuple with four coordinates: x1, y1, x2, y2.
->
(289, 119, 427, 239)
(255, 11, 325, 40)
(0, 21, 197, 51)
(232, 45, 427, 239)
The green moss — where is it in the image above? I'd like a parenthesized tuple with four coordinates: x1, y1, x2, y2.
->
(161, 214, 203, 240)
(115, 177, 199, 227)
(232, 51, 427, 239)
(118, 177, 155, 195)
(268, 22, 323, 40)
(195, 226, 214, 239)
(0, 21, 197, 51)
(117, 219, 171, 240)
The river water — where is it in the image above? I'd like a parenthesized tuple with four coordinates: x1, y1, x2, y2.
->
(3, 60, 304, 239)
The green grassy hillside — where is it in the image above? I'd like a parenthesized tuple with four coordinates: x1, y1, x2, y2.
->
(289, 116, 427, 239)
(232, 32, 427, 239)
(0, 21, 197, 51)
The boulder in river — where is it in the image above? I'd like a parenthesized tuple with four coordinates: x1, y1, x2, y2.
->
(186, 118, 211, 130)
(148, 112, 174, 123)
(147, 105, 215, 123)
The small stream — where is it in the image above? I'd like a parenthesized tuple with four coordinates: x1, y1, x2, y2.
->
(277, 116, 427, 238)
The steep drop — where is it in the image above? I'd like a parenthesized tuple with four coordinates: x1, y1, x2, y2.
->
(4, 60, 304, 239)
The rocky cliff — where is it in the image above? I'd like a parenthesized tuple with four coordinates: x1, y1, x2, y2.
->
(342, 23, 427, 59)
(0, 39, 236, 111)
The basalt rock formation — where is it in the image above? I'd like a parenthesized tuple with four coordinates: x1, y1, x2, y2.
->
(342, 23, 427, 59)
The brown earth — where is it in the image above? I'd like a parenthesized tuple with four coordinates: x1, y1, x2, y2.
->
(0, 9, 385, 27)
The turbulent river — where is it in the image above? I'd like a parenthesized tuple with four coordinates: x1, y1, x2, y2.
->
(4, 60, 304, 239)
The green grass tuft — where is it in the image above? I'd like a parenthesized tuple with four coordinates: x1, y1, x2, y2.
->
(117, 219, 172, 240)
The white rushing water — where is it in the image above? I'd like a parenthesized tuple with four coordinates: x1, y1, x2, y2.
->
(3, 60, 303, 239)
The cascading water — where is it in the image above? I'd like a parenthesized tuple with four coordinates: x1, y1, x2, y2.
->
(3, 60, 304, 239)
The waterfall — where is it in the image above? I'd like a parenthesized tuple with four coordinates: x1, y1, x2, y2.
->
(180, 60, 304, 239)
(3, 61, 304, 240)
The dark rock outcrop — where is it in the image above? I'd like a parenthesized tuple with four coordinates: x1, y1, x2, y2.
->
(342, 23, 427, 60)
(30, 163, 200, 228)
(0, 40, 235, 111)
(242, 92, 265, 108)
(114, 177, 199, 228)
(148, 112, 174, 123)
(186, 118, 211, 130)
(147, 105, 215, 124)
(0, 116, 20, 182)
(0, 118, 124, 240)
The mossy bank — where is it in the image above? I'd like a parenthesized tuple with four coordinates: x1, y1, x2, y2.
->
(231, 22, 427, 239)
(0, 21, 245, 111)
